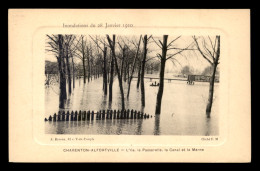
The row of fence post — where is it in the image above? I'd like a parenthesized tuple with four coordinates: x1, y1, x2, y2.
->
(45, 109, 150, 122)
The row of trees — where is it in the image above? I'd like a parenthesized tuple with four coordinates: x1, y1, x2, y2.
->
(46, 34, 220, 117)
(180, 65, 220, 76)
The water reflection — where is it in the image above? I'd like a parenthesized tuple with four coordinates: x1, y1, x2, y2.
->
(204, 117, 212, 136)
(45, 76, 219, 135)
(153, 115, 161, 135)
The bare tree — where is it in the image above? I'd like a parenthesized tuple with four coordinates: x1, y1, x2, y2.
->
(136, 58, 142, 88)
(141, 35, 148, 106)
(73, 35, 88, 83)
(153, 35, 192, 114)
(127, 35, 142, 98)
(109, 48, 114, 101)
(89, 35, 108, 95)
(46, 34, 67, 108)
(193, 36, 220, 117)
(107, 35, 125, 110)
(63, 35, 76, 94)
(140, 35, 153, 106)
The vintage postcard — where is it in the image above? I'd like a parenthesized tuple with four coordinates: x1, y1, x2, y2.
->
(9, 9, 251, 162)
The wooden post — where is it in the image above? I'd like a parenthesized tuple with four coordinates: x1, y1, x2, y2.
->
(106, 110, 109, 119)
(83, 111, 86, 121)
(87, 111, 90, 120)
(102, 110, 105, 119)
(62, 111, 65, 121)
(48, 115, 52, 121)
(66, 111, 70, 121)
(127, 109, 130, 119)
(124, 110, 127, 119)
(74, 111, 78, 121)
(117, 110, 120, 119)
(113, 110, 116, 119)
(98, 110, 102, 120)
(78, 110, 82, 121)
(109, 110, 113, 119)
(134, 110, 137, 119)
(96, 111, 99, 120)
(130, 109, 133, 119)
(53, 113, 57, 121)
(70, 111, 74, 121)
(58, 111, 61, 121)
(91, 111, 94, 120)
(120, 110, 124, 119)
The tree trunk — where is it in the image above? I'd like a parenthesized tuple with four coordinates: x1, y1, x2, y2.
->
(109, 50, 114, 101)
(65, 47, 72, 94)
(127, 64, 130, 84)
(90, 64, 92, 81)
(127, 35, 142, 98)
(141, 35, 148, 107)
(107, 67, 110, 83)
(206, 36, 220, 117)
(82, 57, 86, 84)
(61, 56, 67, 101)
(206, 63, 217, 117)
(124, 61, 127, 82)
(137, 60, 141, 88)
(72, 55, 75, 89)
(155, 35, 168, 114)
(87, 61, 90, 82)
(121, 49, 124, 81)
(107, 35, 125, 110)
(58, 35, 67, 108)
(103, 47, 108, 95)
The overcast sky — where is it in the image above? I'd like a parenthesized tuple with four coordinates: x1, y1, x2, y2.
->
(45, 35, 215, 74)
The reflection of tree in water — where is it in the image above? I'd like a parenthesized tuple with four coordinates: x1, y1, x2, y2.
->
(135, 106, 145, 135)
(135, 119, 143, 135)
(116, 116, 124, 135)
(107, 100, 112, 110)
(204, 117, 211, 136)
(79, 84, 86, 106)
(56, 122, 65, 134)
(153, 115, 161, 135)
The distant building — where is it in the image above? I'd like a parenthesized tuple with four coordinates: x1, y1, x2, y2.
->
(188, 75, 219, 83)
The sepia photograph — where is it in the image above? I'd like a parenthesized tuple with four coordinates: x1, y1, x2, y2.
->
(44, 34, 220, 135)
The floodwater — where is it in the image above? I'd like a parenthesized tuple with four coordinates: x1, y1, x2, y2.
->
(45, 74, 219, 135)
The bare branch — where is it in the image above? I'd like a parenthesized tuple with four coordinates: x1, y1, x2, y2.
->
(47, 35, 57, 44)
(159, 40, 164, 47)
(167, 36, 181, 48)
(166, 42, 194, 61)
(89, 35, 105, 52)
(151, 37, 162, 48)
(192, 36, 213, 65)
(167, 47, 197, 51)
(147, 35, 152, 41)
(145, 56, 158, 62)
